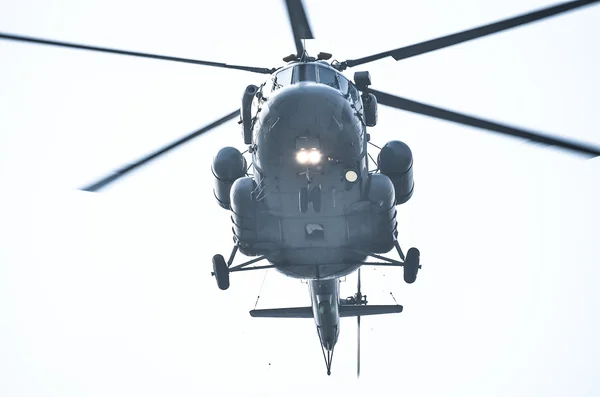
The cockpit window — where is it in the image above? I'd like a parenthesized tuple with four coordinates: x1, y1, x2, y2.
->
(292, 64, 317, 83)
(337, 74, 349, 95)
(274, 67, 293, 89)
(349, 84, 360, 103)
(318, 66, 338, 89)
(271, 64, 355, 100)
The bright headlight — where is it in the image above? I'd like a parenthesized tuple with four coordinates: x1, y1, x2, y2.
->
(296, 149, 321, 165)
(296, 150, 309, 164)
(308, 150, 322, 164)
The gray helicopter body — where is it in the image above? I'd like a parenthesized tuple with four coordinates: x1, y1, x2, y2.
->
(212, 61, 414, 280)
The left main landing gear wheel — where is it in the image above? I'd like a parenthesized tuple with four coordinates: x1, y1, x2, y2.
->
(212, 254, 230, 290)
(311, 185, 322, 212)
(403, 248, 420, 284)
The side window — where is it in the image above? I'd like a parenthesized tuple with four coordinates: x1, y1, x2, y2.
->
(337, 74, 349, 96)
(274, 67, 293, 90)
(292, 64, 317, 83)
(349, 84, 359, 102)
(349, 84, 362, 111)
(317, 66, 338, 89)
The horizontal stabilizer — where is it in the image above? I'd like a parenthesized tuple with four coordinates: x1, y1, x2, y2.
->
(250, 307, 313, 318)
(249, 305, 403, 319)
(339, 305, 403, 317)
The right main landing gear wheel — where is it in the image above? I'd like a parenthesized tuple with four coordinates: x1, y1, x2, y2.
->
(212, 254, 230, 290)
(403, 248, 420, 284)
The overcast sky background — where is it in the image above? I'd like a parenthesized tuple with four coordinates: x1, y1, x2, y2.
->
(1, 0, 600, 396)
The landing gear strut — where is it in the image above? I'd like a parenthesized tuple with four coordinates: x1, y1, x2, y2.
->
(210, 244, 274, 290)
(349, 239, 422, 284)
(211, 239, 422, 290)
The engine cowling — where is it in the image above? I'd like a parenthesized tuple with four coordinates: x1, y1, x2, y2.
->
(377, 140, 414, 205)
(366, 173, 397, 253)
(212, 147, 246, 209)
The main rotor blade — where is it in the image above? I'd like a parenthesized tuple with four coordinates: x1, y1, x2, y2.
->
(0, 32, 274, 74)
(81, 110, 239, 192)
(343, 0, 600, 69)
(283, 0, 314, 56)
(368, 88, 600, 158)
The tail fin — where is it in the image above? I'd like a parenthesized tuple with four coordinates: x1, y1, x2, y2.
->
(339, 305, 403, 317)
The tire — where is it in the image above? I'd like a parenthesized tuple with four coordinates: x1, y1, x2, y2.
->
(212, 254, 230, 290)
(403, 247, 420, 284)
(299, 187, 308, 213)
(311, 185, 322, 212)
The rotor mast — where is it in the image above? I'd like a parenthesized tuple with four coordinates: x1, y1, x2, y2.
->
(284, 0, 314, 58)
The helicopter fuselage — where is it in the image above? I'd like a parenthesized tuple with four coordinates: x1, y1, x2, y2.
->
(225, 62, 399, 280)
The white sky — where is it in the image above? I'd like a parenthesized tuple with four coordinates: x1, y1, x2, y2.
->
(1, 0, 600, 396)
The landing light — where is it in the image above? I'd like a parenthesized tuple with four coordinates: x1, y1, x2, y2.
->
(296, 148, 321, 165)
(345, 170, 358, 182)
(296, 150, 309, 164)
(308, 150, 322, 164)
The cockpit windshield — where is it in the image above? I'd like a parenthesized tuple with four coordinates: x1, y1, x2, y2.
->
(269, 63, 361, 109)
(318, 67, 338, 88)
(273, 67, 292, 89)
(272, 63, 347, 92)
(292, 64, 317, 83)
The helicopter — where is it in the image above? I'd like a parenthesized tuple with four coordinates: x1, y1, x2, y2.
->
(2, 0, 600, 377)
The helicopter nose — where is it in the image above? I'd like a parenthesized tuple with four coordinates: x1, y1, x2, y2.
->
(256, 83, 362, 166)
(271, 84, 348, 126)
